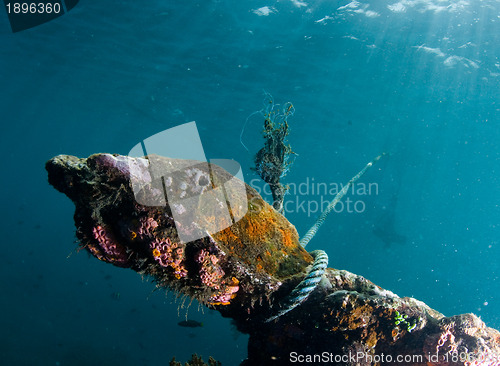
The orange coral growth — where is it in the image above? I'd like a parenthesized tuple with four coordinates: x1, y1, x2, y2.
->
(212, 195, 312, 281)
(214, 227, 242, 248)
(86, 244, 106, 262)
(279, 228, 295, 248)
(207, 277, 240, 306)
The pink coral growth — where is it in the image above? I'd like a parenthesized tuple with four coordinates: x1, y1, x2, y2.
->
(195, 249, 225, 290)
(137, 217, 158, 239)
(150, 237, 187, 278)
(195, 247, 239, 305)
(91, 225, 130, 267)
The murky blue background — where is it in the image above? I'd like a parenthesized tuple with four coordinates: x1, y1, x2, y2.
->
(1, 1, 499, 365)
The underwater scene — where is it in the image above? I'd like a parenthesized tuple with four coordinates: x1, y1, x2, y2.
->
(1, 0, 500, 365)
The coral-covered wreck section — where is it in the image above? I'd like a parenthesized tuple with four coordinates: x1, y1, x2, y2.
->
(46, 153, 312, 316)
(47, 153, 500, 365)
(246, 268, 500, 365)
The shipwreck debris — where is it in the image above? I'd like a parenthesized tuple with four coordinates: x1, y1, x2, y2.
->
(46, 153, 500, 365)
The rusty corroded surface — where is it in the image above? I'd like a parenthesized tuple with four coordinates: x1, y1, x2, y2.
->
(47, 153, 500, 366)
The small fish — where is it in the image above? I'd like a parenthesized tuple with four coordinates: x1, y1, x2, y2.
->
(178, 320, 203, 328)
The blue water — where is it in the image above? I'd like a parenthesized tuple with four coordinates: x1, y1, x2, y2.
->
(1, 1, 499, 365)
